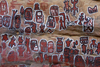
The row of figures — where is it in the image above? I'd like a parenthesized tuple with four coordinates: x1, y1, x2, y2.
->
(1, 34, 100, 55)
(0, 1, 94, 33)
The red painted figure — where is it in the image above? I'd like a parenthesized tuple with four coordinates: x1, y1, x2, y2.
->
(9, 10, 17, 29)
(3, 15, 11, 27)
(17, 46, 25, 57)
(94, 57, 100, 67)
(59, 13, 66, 30)
(65, 38, 72, 47)
(24, 8, 33, 20)
(50, 5, 59, 16)
(73, 40, 78, 48)
(46, 16, 56, 33)
(25, 37, 31, 54)
(64, 47, 70, 62)
(39, 24, 45, 33)
(30, 39, 38, 52)
(95, 42, 100, 55)
(18, 36, 24, 45)
(0, 16, 2, 27)
(83, 16, 94, 32)
(2, 34, 8, 42)
(59, 54, 64, 62)
(40, 39, 47, 52)
(64, 0, 71, 13)
(56, 37, 63, 53)
(80, 37, 88, 54)
(31, 22, 37, 33)
(86, 56, 94, 67)
(15, 15, 21, 29)
(90, 49, 94, 55)
(82, 44, 87, 54)
(75, 55, 85, 67)
(53, 55, 58, 63)
(44, 54, 48, 61)
(36, 10, 44, 23)
(90, 39, 97, 48)
(7, 51, 18, 62)
(0, 0, 8, 15)
(71, 0, 78, 16)
(40, 53, 43, 63)
(40, 2, 48, 11)
(48, 55, 52, 63)
(10, 65, 17, 67)
(1, 42, 6, 49)
(20, 6, 24, 15)
(34, 3, 40, 10)
(69, 54, 74, 67)
(8, 36, 16, 48)
(48, 41, 54, 53)
(88, 5, 98, 14)
(25, 27, 31, 34)
(78, 13, 84, 25)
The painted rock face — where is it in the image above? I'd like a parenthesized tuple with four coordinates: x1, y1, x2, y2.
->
(40, 39, 47, 52)
(48, 41, 54, 53)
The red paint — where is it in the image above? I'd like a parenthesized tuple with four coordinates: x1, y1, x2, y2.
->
(25, 27, 31, 34)
(36, 10, 44, 23)
(64, 0, 71, 13)
(9, 10, 17, 29)
(64, 48, 70, 62)
(7, 51, 18, 62)
(10, 65, 17, 67)
(69, 54, 74, 67)
(95, 42, 100, 55)
(75, 55, 85, 67)
(90, 39, 97, 48)
(20, 6, 24, 15)
(24, 8, 33, 20)
(8, 36, 16, 48)
(25, 37, 31, 54)
(59, 13, 66, 30)
(18, 36, 24, 45)
(86, 56, 94, 67)
(3, 15, 11, 27)
(51, 64, 61, 67)
(88, 5, 98, 14)
(40, 53, 43, 63)
(44, 54, 48, 61)
(47, 16, 56, 29)
(94, 57, 100, 67)
(43, 64, 49, 67)
(65, 38, 72, 47)
(78, 13, 84, 25)
(53, 55, 58, 63)
(31, 22, 37, 33)
(15, 15, 21, 29)
(40, 2, 48, 11)
(0, 0, 8, 15)
(39, 24, 45, 33)
(48, 41, 54, 53)
(56, 37, 63, 53)
(71, 0, 78, 16)
(59, 54, 63, 62)
(0, 46, 2, 53)
(30, 39, 38, 52)
(34, 3, 40, 10)
(82, 45, 87, 54)
(2, 34, 8, 42)
(48, 55, 52, 63)
(40, 39, 47, 52)
(50, 5, 59, 16)
(1, 42, 6, 49)
(17, 46, 25, 57)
